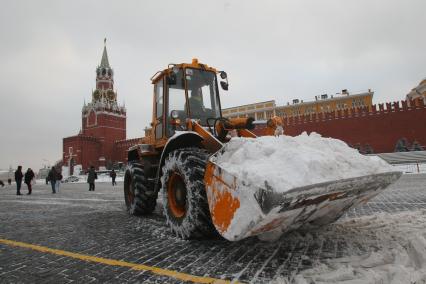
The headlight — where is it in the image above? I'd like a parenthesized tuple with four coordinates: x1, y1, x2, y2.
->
(171, 110, 179, 119)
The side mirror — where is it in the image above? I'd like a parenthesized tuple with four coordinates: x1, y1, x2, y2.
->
(167, 73, 176, 85)
(220, 71, 227, 79)
(220, 81, 229, 91)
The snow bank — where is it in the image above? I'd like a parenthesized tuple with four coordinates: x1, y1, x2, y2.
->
(216, 132, 394, 193)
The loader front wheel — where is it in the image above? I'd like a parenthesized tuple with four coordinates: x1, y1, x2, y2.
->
(124, 163, 157, 215)
(161, 148, 216, 239)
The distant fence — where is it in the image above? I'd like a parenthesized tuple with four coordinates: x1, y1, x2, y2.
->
(374, 151, 426, 164)
(371, 151, 426, 174)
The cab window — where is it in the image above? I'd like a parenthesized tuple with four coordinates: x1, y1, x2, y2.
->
(155, 79, 164, 139)
(185, 68, 220, 125)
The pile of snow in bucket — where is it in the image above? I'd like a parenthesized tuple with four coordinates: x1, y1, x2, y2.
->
(215, 132, 394, 193)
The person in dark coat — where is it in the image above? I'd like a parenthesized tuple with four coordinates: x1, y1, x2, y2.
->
(0, 180, 4, 187)
(87, 166, 97, 191)
(110, 169, 117, 186)
(14, 166, 23, 195)
(8, 178, 12, 185)
(47, 167, 58, 194)
(24, 168, 35, 195)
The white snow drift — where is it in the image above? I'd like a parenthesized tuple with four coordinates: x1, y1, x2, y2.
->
(216, 132, 394, 193)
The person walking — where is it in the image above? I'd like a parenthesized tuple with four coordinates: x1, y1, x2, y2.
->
(110, 169, 117, 186)
(47, 167, 57, 194)
(14, 166, 23, 195)
(24, 168, 35, 195)
(87, 166, 97, 191)
(56, 171, 63, 193)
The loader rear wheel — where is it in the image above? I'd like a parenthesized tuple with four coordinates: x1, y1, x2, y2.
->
(161, 148, 216, 239)
(124, 163, 157, 215)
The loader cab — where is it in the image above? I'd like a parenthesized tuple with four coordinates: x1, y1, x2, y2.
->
(153, 60, 224, 140)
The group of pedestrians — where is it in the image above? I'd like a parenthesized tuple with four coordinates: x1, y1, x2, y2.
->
(87, 167, 117, 190)
(12, 165, 119, 195)
(14, 165, 63, 195)
(14, 166, 36, 195)
(87, 167, 118, 190)
(87, 168, 120, 190)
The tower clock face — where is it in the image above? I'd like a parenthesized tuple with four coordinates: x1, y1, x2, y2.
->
(108, 92, 115, 100)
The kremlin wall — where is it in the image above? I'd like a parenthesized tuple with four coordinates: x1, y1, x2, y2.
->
(62, 42, 426, 173)
(252, 98, 426, 154)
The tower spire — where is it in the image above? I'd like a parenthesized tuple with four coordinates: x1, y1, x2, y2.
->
(100, 38, 110, 68)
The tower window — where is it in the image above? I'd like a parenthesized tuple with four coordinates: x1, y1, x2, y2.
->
(102, 68, 106, 76)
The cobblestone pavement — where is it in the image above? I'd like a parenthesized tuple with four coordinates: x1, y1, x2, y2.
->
(0, 174, 425, 283)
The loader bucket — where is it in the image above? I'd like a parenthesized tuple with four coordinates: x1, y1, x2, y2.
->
(204, 151, 402, 241)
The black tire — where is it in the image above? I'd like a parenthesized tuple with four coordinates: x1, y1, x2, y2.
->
(124, 162, 157, 215)
(161, 147, 217, 239)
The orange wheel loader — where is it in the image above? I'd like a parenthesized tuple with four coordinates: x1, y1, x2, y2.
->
(124, 59, 401, 241)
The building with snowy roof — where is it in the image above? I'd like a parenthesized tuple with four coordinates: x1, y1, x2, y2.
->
(406, 78, 426, 102)
(222, 90, 373, 120)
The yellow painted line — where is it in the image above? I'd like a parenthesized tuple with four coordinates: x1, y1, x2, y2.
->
(0, 238, 236, 284)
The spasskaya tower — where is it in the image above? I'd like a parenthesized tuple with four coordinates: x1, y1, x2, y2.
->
(63, 39, 126, 173)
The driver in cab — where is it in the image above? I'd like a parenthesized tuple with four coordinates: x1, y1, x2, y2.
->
(188, 87, 206, 116)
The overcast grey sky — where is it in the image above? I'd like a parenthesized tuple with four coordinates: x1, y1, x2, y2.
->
(0, 0, 425, 171)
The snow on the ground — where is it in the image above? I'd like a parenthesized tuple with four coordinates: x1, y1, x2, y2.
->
(274, 210, 426, 284)
(216, 132, 395, 193)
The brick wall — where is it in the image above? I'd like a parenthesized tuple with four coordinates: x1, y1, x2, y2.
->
(253, 99, 426, 153)
(81, 111, 126, 168)
(113, 137, 147, 163)
(63, 135, 101, 170)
